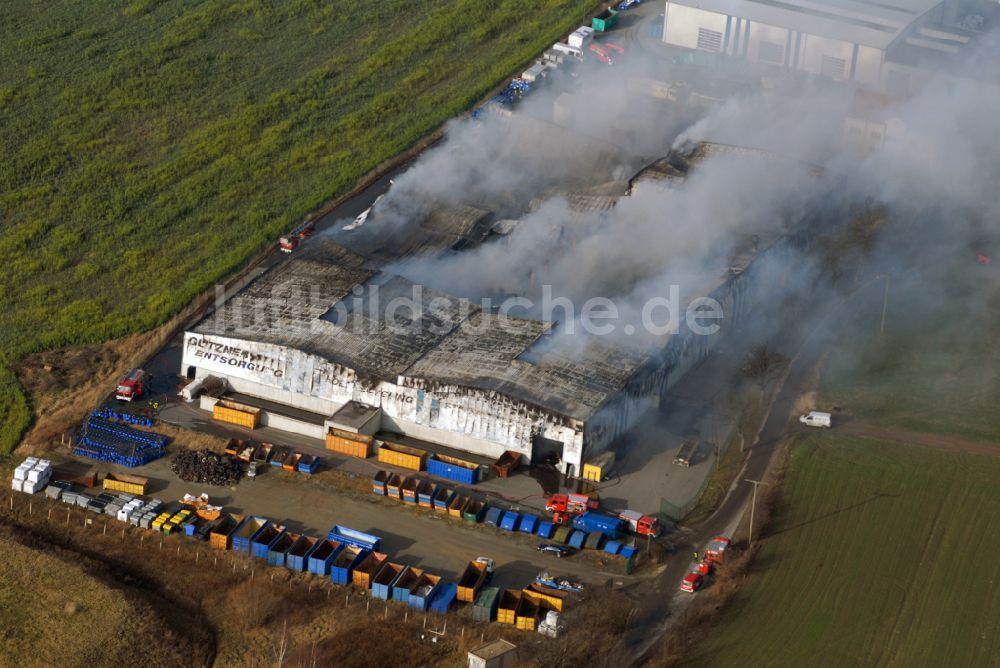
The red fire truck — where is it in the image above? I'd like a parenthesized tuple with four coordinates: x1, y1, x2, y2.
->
(618, 510, 662, 538)
(704, 536, 732, 563)
(279, 220, 316, 252)
(589, 43, 613, 65)
(115, 369, 149, 402)
(545, 493, 599, 515)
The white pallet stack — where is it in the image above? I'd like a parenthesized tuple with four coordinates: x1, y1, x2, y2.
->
(12, 458, 52, 495)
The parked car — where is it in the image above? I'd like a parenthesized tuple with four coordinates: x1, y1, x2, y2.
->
(538, 544, 574, 558)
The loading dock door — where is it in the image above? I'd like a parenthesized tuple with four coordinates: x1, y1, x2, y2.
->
(532, 436, 564, 466)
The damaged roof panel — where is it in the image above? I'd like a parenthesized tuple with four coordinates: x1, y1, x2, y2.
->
(406, 313, 648, 419)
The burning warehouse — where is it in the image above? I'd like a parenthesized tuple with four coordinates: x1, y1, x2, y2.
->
(181, 139, 804, 475)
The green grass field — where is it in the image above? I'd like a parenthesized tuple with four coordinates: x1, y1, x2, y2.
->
(0, 0, 595, 453)
(684, 434, 1000, 667)
(820, 272, 1000, 444)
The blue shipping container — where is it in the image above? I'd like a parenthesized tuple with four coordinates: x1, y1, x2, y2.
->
(251, 525, 286, 559)
(519, 514, 539, 534)
(307, 539, 344, 575)
(429, 583, 458, 613)
(267, 533, 296, 567)
(500, 511, 520, 532)
(298, 455, 320, 474)
(568, 530, 586, 550)
(483, 507, 503, 527)
(604, 540, 622, 555)
(620, 546, 639, 559)
(392, 567, 417, 602)
(536, 520, 555, 539)
(330, 546, 368, 585)
(328, 525, 381, 551)
(231, 517, 270, 554)
(286, 537, 318, 572)
(426, 458, 478, 485)
(572, 512, 624, 536)
(408, 578, 441, 610)
(432, 487, 454, 510)
(372, 564, 406, 601)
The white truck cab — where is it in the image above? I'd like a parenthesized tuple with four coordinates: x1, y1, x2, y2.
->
(799, 411, 832, 428)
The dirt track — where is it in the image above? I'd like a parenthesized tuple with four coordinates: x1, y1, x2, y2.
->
(836, 421, 1000, 458)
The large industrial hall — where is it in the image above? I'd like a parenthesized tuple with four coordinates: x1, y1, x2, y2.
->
(181, 141, 787, 477)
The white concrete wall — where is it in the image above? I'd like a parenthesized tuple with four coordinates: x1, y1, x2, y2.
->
(182, 333, 585, 471)
(261, 413, 325, 440)
(382, 414, 510, 461)
(663, 4, 729, 52)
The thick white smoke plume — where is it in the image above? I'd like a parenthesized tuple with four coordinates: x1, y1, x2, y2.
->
(328, 20, 1000, 358)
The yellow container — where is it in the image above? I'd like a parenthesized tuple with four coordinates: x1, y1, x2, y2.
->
(522, 586, 566, 612)
(447, 495, 468, 518)
(377, 441, 427, 471)
(103, 472, 149, 495)
(515, 598, 539, 631)
(583, 451, 615, 482)
(212, 400, 260, 429)
(497, 590, 520, 625)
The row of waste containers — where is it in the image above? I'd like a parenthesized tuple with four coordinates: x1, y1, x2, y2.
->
(327, 433, 482, 486)
(209, 515, 459, 613)
(372, 471, 640, 560)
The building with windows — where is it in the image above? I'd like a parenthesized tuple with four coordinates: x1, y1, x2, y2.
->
(661, 0, 996, 94)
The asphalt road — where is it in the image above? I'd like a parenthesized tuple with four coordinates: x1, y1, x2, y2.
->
(614, 276, 883, 665)
(613, 344, 822, 664)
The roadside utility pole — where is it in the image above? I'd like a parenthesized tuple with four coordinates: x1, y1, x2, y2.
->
(879, 273, 890, 338)
(745, 478, 769, 545)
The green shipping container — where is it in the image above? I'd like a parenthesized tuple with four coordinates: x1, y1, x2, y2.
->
(592, 8, 618, 31)
(553, 525, 574, 544)
(472, 586, 500, 622)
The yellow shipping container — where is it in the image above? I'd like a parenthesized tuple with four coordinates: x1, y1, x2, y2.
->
(522, 586, 566, 612)
(103, 472, 149, 495)
(515, 595, 539, 630)
(497, 590, 520, 625)
(583, 451, 615, 482)
(325, 432, 372, 458)
(447, 495, 469, 518)
(212, 400, 260, 429)
(377, 441, 426, 471)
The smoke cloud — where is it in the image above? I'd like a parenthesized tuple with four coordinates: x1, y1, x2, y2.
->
(325, 17, 1000, 361)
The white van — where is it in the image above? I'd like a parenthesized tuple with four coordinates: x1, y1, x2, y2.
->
(799, 411, 832, 428)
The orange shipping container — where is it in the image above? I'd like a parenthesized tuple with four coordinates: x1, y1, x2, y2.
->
(213, 400, 260, 429)
(326, 433, 372, 458)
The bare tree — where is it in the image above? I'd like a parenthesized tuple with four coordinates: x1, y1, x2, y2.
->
(272, 618, 290, 668)
(739, 344, 787, 401)
(725, 390, 755, 453)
